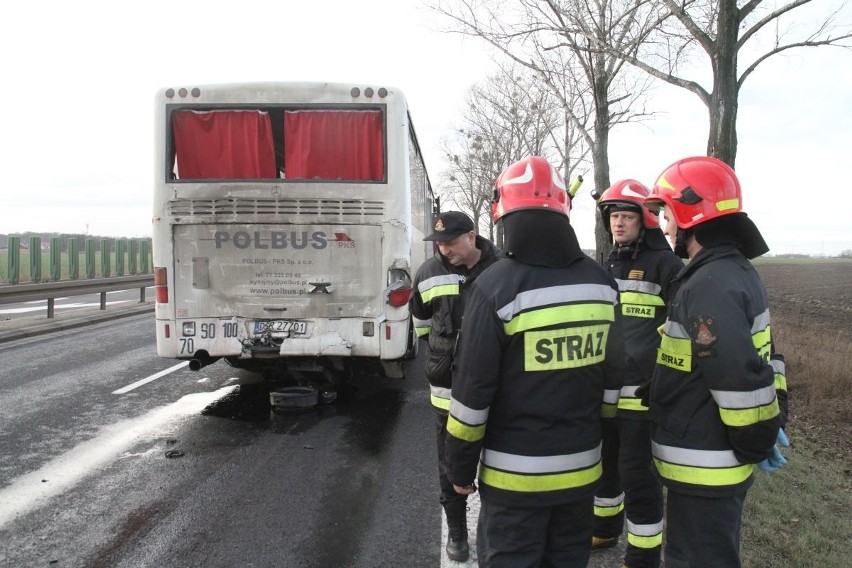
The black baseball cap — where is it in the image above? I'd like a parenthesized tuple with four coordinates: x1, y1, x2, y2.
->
(423, 211, 475, 242)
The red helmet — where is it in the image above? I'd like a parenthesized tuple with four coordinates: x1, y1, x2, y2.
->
(492, 156, 571, 222)
(645, 156, 742, 230)
(597, 179, 659, 231)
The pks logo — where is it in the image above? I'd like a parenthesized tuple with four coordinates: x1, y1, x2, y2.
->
(329, 232, 356, 248)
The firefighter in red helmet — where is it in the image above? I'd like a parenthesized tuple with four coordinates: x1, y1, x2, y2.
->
(591, 179, 683, 568)
(643, 156, 790, 568)
(445, 156, 624, 567)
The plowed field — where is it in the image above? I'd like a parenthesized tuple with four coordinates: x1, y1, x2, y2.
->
(756, 259, 852, 342)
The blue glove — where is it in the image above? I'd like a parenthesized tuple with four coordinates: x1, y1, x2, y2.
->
(757, 428, 789, 473)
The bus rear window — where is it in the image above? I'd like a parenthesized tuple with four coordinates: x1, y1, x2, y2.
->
(172, 110, 277, 179)
(169, 108, 385, 182)
(284, 110, 383, 181)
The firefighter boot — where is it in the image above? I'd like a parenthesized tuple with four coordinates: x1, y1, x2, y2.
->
(591, 536, 618, 550)
(445, 501, 469, 562)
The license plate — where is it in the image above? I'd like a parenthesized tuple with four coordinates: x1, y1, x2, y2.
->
(254, 320, 307, 335)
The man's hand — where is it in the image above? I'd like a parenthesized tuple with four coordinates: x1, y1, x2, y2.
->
(757, 428, 790, 473)
(453, 483, 477, 495)
(635, 380, 651, 407)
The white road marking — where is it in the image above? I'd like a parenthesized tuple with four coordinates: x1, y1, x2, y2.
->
(112, 361, 189, 394)
(0, 386, 237, 529)
(441, 491, 481, 567)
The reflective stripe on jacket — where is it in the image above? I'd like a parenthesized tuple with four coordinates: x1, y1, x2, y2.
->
(649, 246, 782, 497)
(603, 243, 683, 417)
(446, 256, 625, 507)
(409, 236, 502, 408)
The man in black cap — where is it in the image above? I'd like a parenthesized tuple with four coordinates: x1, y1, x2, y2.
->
(409, 210, 503, 562)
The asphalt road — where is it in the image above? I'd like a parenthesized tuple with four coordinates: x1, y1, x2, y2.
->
(0, 312, 441, 567)
(0, 306, 627, 567)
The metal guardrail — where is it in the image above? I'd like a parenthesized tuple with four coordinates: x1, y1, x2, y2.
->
(0, 275, 154, 318)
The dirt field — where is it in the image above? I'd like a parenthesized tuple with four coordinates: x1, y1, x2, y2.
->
(755, 259, 852, 342)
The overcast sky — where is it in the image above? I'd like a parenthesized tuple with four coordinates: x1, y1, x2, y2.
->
(1, 0, 850, 255)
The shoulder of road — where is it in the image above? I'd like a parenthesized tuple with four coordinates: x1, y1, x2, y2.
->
(0, 301, 154, 344)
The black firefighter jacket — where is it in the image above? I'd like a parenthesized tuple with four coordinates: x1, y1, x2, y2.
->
(445, 255, 626, 507)
(604, 241, 683, 419)
(649, 245, 788, 498)
(409, 236, 503, 413)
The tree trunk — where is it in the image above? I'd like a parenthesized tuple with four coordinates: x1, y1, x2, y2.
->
(706, 0, 740, 168)
(592, 54, 613, 263)
(592, 136, 612, 264)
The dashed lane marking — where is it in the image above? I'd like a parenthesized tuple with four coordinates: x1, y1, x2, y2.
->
(112, 361, 189, 394)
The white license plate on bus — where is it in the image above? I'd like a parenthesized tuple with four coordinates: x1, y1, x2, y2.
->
(254, 320, 307, 335)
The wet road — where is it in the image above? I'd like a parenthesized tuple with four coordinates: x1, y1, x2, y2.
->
(0, 314, 439, 567)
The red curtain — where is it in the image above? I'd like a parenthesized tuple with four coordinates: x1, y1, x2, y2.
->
(172, 110, 277, 179)
(283, 110, 384, 181)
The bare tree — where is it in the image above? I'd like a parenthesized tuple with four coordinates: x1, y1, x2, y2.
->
(430, 0, 658, 259)
(439, 64, 575, 242)
(438, 129, 498, 239)
(601, 0, 852, 166)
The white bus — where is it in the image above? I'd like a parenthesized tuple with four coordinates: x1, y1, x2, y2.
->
(152, 82, 436, 381)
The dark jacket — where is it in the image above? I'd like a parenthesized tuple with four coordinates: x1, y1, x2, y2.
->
(604, 235, 683, 418)
(409, 236, 503, 412)
(649, 245, 783, 497)
(445, 254, 625, 507)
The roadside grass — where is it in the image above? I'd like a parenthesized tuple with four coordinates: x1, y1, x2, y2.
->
(740, 310, 852, 566)
(741, 420, 852, 567)
(774, 322, 851, 423)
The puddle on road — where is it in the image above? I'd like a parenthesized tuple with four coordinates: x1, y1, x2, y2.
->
(296, 386, 409, 567)
(201, 383, 272, 422)
(199, 380, 406, 435)
(339, 387, 407, 455)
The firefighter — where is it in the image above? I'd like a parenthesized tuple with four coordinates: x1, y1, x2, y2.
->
(643, 156, 790, 567)
(592, 180, 683, 568)
(445, 156, 625, 567)
(409, 210, 503, 562)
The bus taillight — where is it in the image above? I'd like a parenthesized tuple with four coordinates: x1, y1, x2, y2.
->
(387, 269, 412, 307)
(154, 267, 169, 303)
(388, 286, 412, 307)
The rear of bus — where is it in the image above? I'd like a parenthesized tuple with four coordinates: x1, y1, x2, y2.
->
(152, 82, 434, 380)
